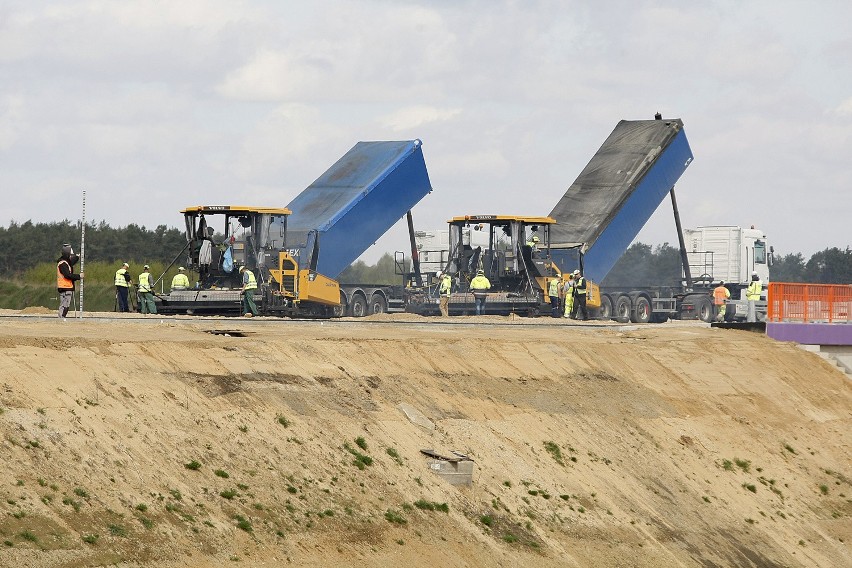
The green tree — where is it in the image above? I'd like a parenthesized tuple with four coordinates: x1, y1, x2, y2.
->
(805, 248, 852, 284)
(770, 252, 806, 283)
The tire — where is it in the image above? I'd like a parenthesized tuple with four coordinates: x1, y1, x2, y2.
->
(695, 296, 714, 322)
(349, 293, 368, 317)
(630, 296, 652, 324)
(614, 295, 631, 323)
(599, 295, 613, 320)
(369, 293, 388, 315)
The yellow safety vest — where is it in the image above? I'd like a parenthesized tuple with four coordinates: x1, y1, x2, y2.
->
(138, 272, 153, 293)
(115, 268, 129, 287)
(575, 277, 587, 295)
(548, 278, 560, 297)
(171, 273, 190, 289)
(746, 279, 762, 301)
(439, 276, 452, 296)
(243, 270, 257, 290)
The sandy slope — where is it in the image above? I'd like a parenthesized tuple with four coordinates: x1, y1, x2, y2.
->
(0, 312, 849, 567)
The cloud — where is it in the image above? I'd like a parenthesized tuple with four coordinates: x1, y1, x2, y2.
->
(380, 106, 462, 131)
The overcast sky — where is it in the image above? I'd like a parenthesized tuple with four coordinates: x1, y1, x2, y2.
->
(1, 1, 850, 265)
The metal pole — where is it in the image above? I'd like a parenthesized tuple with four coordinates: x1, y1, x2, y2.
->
(670, 187, 692, 288)
(406, 211, 423, 287)
(79, 190, 86, 317)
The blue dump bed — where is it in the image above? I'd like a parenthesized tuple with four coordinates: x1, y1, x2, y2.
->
(548, 119, 693, 282)
(285, 140, 432, 279)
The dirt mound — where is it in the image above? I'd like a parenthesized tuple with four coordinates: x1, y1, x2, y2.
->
(0, 315, 849, 567)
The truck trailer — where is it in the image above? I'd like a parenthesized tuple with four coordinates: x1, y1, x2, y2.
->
(546, 115, 771, 323)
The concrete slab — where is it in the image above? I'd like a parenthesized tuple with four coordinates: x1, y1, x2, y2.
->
(397, 403, 435, 430)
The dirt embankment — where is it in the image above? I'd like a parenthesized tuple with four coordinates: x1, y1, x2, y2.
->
(0, 314, 849, 567)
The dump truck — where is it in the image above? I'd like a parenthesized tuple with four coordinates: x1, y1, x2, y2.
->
(153, 206, 340, 317)
(546, 116, 769, 323)
(406, 214, 600, 316)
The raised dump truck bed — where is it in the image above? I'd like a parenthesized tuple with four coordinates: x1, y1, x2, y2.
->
(548, 119, 693, 283)
(286, 139, 432, 279)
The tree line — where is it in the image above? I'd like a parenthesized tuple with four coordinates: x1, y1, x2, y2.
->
(1, 220, 850, 285)
(0, 220, 186, 276)
(602, 243, 852, 286)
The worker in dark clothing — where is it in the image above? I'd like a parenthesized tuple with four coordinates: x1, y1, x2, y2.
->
(115, 262, 132, 312)
(573, 269, 589, 321)
(56, 244, 83, 318)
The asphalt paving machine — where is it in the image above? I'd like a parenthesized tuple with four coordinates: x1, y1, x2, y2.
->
(154, 205, 340, 317)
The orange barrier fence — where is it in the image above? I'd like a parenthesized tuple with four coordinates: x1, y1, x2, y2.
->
(767, 282, 852, 323)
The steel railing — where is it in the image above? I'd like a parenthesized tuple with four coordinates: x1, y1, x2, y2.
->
(767, 282, 852, 323)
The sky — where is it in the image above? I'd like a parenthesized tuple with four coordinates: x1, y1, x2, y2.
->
(1, 0, 850, 266)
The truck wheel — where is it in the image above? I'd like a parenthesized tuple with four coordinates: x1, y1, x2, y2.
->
(349, 293, 368, 317)
(614, 295, 631, 323)
(630, 296, 652, 324)
(369, 293, 387, 315)
(696, 297, 714, 322)
(599, 295, 613, 320)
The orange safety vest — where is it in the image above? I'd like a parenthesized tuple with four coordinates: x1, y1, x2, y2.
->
(713, 285, 729, 306)
(57, 260, 73, 289)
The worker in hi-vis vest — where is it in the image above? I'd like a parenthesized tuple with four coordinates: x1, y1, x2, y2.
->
(137, 264, 157, 315)
(563, 273, 575, 318)
(171, 266, 190, 291)
(573, 269, 588, 321)
(548, 276, 561, 318)
(713, 281, 731, 322)
(438, 272, 452, 317)
(240, 265, 259, 317)
(746, 271, 762, 322)
(469, 269, 491, 315)
(114, 262, 132, 312)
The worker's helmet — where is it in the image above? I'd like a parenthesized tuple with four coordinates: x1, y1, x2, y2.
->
(239, 266, 246, 272)
(122, 262, 129, 268)
(532, 235, 539, 242)
(61, 243, 73, 257)
(178, 266, 185, 271)
(477, 269, 484, 275)
(719, 280, 725, 285)
(573, 269, 580, 276)
(751, 271, 758, 276)
(143, 264, 149, 270)
(436, 271, 442, 278)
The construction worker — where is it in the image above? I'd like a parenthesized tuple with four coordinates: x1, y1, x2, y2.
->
(746, 271, 762, 323)
(438, 272, 452, 317)
(171, 266, 190, 291)
(526, 234, 540, 257)
(548, 276, 561, 318)
(573, 269, 589, 321)
(713, 280, 731, 322)
(239, 265, 259, 317)
(137, 265, 157, 314)
(114, 262, 132, 312)
(56, 244, 83, 319)
(469, 269, 491, 315)
(563, 273, 575, 318)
